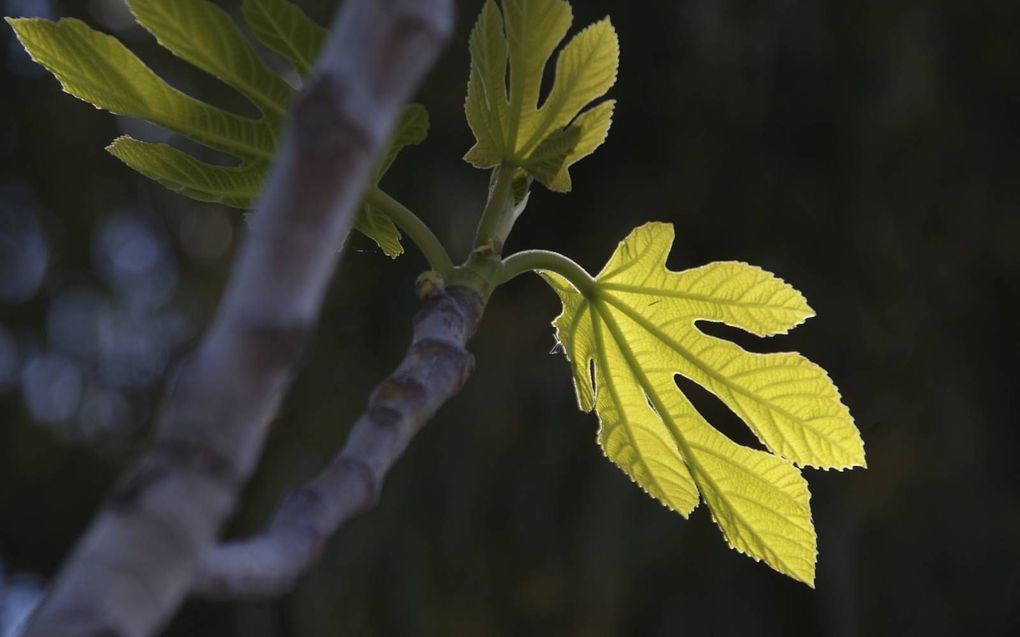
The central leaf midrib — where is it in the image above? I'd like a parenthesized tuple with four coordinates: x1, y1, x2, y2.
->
(505, 0, 565, 152)
(592, 300, 706, 484)
(503, 1, 531, 150)
(599, 280, 805, 313)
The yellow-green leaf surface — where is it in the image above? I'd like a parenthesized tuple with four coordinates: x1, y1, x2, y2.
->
(107, 103, 426, 258)
(543, 223, 865, 584)
(107, 136, 269, 208)
(126, 0, 293, 121)
(464, 0, 618, 192)
(5, 2, 424, 257)
(241, 0, 326, 77)
(524, 99, 614, 192)
(6, 16, 275, 161)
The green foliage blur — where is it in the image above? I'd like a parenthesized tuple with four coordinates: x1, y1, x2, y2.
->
(2, 0, 1019, 634)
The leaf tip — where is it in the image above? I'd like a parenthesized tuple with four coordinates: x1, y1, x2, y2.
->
(4, 14, 38, 30)
(104, 134, 130, 153)
(5, 15, 36, 42)
(800, 568, 817, 588)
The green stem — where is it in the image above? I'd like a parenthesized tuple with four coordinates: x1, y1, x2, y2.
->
(365, 187, 454, 275)
(497, 249, 595, 296)
(473, 163, 517, 252)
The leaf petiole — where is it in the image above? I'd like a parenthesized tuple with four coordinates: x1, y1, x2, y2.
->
(497, 249, 595, 296)
(473, 162, 517, 252)
(364, 187, 454, 275)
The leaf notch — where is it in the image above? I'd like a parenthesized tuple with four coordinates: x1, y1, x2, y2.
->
(6, 0, 429, 257)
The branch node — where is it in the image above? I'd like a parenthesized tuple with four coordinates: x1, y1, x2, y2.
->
(334, 456, 381, 509)
(274, 486, 326, 525)
(108, 438, 239, 512)
(415, 270, 446, 301)
(409, 339, 473, 383)
(366, 404, 404, 429)
(370, 375, 427, 409)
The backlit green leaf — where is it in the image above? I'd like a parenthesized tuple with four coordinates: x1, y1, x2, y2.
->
(542, 223, 866, 584)
(6, 16, 275, 161)
(464, 0, 509, 167)
(126, 0, 293, 121)
(241, 0, 326, 77)
(522, 99, 614, 192)
(356, 204, 403, 259)
(107, 136, 268, 208)
(502, 0, 572, 151)
(6, 6, 429, 258)
(464, 0, 618, 191)
(517, 17, 618, 155)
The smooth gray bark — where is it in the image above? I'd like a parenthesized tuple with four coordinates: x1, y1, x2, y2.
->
(24, 1, 454, 635)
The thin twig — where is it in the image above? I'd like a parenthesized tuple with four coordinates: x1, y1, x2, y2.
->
(194, 283, 483, 599)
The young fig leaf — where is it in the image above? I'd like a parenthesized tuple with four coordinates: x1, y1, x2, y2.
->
(542, 223, 866, 585)
(464, 0, 618, 192)
(5, 0, 426, 258)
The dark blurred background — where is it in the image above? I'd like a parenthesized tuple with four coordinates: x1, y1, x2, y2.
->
(2, 0, 1019, 635)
